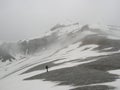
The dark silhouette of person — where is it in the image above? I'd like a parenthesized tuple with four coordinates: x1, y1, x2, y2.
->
(45, 65, 49, 72)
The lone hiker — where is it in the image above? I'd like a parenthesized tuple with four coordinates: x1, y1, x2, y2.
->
(45, 65, 49, 72)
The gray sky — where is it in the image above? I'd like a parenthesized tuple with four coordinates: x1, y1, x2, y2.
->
(0, 0, 120, 42)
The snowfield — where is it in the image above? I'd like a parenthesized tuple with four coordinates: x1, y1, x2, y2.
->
(0, 58, 98, 90)
(0, 74, 73, 90)
(105, 70, 120, 90)
(1, 23, 120, 90)
(1, 43, 120, 90)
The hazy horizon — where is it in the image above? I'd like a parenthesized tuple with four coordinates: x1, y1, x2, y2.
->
(0, 0, 120, 42)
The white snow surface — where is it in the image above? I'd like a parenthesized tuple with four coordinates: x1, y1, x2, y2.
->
(0, 74, 73, 90)
(1, 42, 120, 78)
(57, 24, 82, 36)
(103, 70, 120, 90)
(0, 59, 75, 90)
(0, 51, 98, 90)
(53, 43, 120, 64)
(0, 38, 120, 90)
(0, 50, 99, 90)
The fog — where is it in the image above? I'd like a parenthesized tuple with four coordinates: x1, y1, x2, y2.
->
(0, 0, 120, 41)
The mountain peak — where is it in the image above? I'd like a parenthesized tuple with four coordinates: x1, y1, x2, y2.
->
(50, 24, 66, 31)
(1, 23, 120, 62)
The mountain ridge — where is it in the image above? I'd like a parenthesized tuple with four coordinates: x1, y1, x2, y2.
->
(0, 23, 120, 62)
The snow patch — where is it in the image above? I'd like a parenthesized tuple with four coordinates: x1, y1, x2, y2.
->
(53, 44, 120, 64)
(0, 76, 73, 90)
(104, 70, 120, 90)
(57, 24, 82, 36)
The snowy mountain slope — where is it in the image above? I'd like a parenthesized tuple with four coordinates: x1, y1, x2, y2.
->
(1, 23, 120, 90)
(0, 23, 120, 76)
(0, 23, 120, 62)
(0, 23, 119, 68)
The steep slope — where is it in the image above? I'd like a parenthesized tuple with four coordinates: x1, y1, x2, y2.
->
(0, 23, 120, 61)
(0, 23, 120, 90)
